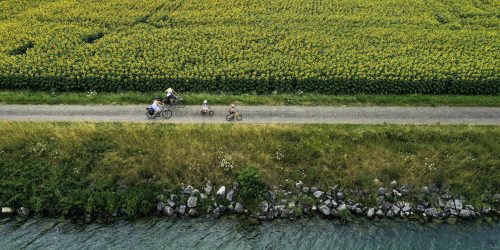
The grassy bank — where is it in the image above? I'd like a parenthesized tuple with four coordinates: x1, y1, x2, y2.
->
(1, 91, 499, 106)
(0, 122, 498, 217)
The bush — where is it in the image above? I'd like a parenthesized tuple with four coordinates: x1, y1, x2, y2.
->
(237, 165, 267, 201)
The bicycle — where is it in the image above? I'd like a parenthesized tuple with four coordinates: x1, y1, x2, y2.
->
(164, 96, 185, 108)
(226, 111, 243, 121)
(146, 101, 172, 119)
(200, 108, 215, 116)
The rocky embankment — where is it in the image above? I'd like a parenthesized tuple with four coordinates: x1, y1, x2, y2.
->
(2, 180, 499, 223)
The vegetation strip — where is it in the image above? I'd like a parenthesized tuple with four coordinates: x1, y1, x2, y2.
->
(0, 122, 498, 222)
(1, 91, 500, 106)
(0, 1, 498, 94)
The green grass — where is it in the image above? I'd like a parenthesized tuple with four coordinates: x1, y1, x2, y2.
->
(0, 122, 498, 217)
(1, 91, 499, 106)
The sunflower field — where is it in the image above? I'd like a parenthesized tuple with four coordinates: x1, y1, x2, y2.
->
(0, 0, 498, 94)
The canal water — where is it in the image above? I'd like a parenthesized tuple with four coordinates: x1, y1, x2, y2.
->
(0, 217, 499, 249)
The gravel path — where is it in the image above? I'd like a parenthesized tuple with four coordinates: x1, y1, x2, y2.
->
(1, 105, 499, 124)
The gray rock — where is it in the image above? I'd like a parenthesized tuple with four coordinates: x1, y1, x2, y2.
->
(313, 191, 324, 198)
(390, 180, 398, 188)
(402, 203, 411, 212)
(319, 205, 331, 216)
(393, 189, 402, 197)
(260, 201, 269, 213)
(438, 198, 445, 208)
(187, 196, 198, 208)
(392, 205, 401, 215)
(204, 181, 213, 195)
(163, 206, 174, 216)
(367, 208, 375, 218)
(459, 209, 471, 218)
(1, 207, 13, 214)
(232, 182, 239, 190)
(494, 193, 500, 202)
(355, 207, 363, 214)
(213, 207, 221, 217)
(177, 205, 187, 215)
(425, 208, 438, 217)
(311, 187, 318, 193)
(441, 193, 452, 199)
(338, 204, 347, 211)
(188, 208, 197, 216)
(324, 199, 333, 208)
(454, 199, 463, 210)
(465, 204, 474, 210)
(445, 199, 455, 209)
(415, 204, 425, 213)
(375, 209, 384, 217)
(200, 193, 208, 200)
(421, 186, 430, 194)
(216, 186, 226, 198)
(378, 187, 386, 196)
(331, 199, 338, 208)
(288, 201, 296, 209)
(295, 181, 303, 189)
(157, 202, 165, 212)
(167, 199, 175, 207)
(450, 209, 458, 216)
(481, 206, 491, 214)
(302, 187, 310, 193)
(183, 185, 194, 195)
(17, 207, 30, 217)
(226, 190, 235, 202)
(235, 203, 244, 213)
(386, 210, 395, 218)
(336, 191, 345, 201)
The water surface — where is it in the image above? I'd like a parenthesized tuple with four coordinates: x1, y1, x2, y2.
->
(0, 217, 498, 249)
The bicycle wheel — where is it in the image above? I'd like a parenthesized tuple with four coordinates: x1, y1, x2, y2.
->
(208, 110, 214, 116)
(235, 114, 243, 121)
(226, 114, 233, 121)
(162, 109, 173, 119)
(146, 111, 156, 119)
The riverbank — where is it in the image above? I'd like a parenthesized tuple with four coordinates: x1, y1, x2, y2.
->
(0, 122, 499, 222)
(1, 91, 499, 106)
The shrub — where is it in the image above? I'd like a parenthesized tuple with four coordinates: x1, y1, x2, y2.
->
(237, 165, 267, 201)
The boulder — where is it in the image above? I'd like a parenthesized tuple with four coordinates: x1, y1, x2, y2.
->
(459, 209, 471, 218)
(1, 207, 13, 214)
(288, 201, 296, 209)
(421, 186, 430, 194)
(17, 207, 30, 217)
(213, 207, 221, 217)
(313, 191, 324, 198)
(481, 206, 491, 214)
(319, 205, 331, 216)
(177, 205, 187, 215)
(200, 193, 208, 200)
(454, 199, 463, 210)
(216, 186, 226, 198)
(187, 196, 198, 208)
(393, 189, 402, 197)
(232, 182, 239, 190)
(375, 209, 384, 217)
(295, 181, 303, 189)
(336, 191, 345, 201)
(386, 210, 395, 218)
(324, 199, 333, 208)
(338, 204, 347, 211)
(355, 207, 363, 215)
(378, 187, 386, 196)
(392, 205, 401, 215)
(445, 200, 455, 209)
(163, 206, 174, 216)
(204, 181, 213, 195)
(390, 180, 398, 188)
(302, 187, 310, 193)
(402, 203, 411, 213)
(157, 202, 165, 212)
(235, 203, 244, 213)
(167, 199, 175, 207)
(260, 201, 269, 213)
(183, 185, 194, 195)
(416, 204, 425, 213)
(311, 187, 318, 193)
(441, 193, 452, 199)
(424, 208, 438, 217)
(226, 190, 235, 202)
(367, 208, 375, 218)
(188, 208, 197, 216)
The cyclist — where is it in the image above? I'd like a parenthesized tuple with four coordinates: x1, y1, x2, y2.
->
(201, 100, 210, 114)
(227, 104, 236, 117)
(164, 87, 177, 104)
(149, 96, 162, 116)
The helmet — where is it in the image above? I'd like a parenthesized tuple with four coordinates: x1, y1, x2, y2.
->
(203, 100, 207, 104)
(154, 96, 160, 100)
(231, 104, 235, 108)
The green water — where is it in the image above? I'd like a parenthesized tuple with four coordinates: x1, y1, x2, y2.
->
(0, 217, 499, 249)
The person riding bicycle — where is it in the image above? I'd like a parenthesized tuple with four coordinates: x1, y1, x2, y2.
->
(164, 87, 177, 104)
(149, 96, 162, 116)
(201, 100, 210, 113)
(227, 104, 236, 117)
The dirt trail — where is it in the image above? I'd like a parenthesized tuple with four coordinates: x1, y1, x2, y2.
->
(1, 105, 499, 124)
